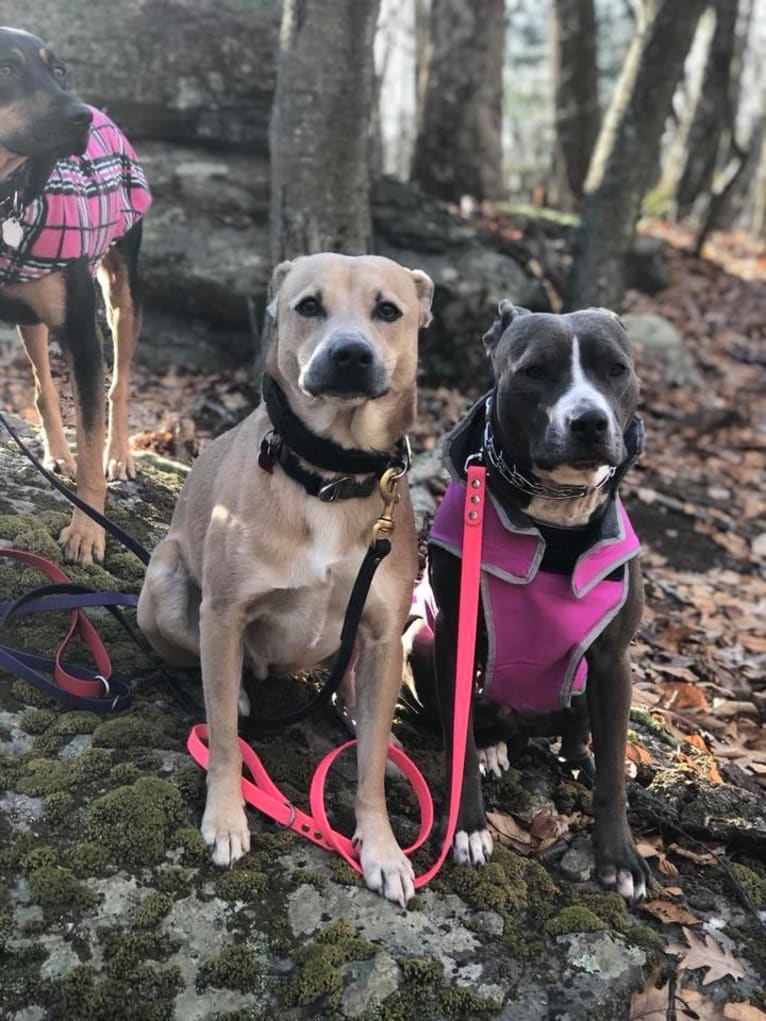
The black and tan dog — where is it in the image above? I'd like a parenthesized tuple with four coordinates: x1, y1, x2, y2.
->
(408, 303, 649, 903)
(138, 253, 434, 906)
(0, 27, 150, 562)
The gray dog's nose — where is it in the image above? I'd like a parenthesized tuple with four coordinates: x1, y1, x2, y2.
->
(570, 409, 609, 441)
(329, 336, 375, 371)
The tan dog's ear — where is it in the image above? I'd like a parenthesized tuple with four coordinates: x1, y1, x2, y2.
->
(482, 299, 530, 359)
(266, 260, 293, 318)
(410, 269, 434, 328)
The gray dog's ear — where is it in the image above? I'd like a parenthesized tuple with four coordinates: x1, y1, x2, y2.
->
(410, 269, 434, 328)
(586, 306, 626, 331)
(482, 300, 530, 358)
(266, 260, 293, 318)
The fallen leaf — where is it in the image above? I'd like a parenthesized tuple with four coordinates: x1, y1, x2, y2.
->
(639, 900, 701, 926)
(629, 978, 671, 1020)
(677, 926, 747, 985)
(486, 811, 532, 854)
(657, 854, 679, 877)
(667, 843, 718, 866)
(658, 680, 708, 708)
(627, 741, 653, 765)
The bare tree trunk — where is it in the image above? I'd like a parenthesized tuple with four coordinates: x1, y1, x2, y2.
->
(675, 0, 740, 218)
(411, 0, 505, 202)
(269, 0, 381, 264)
(549, 0, 600, 209)
(568, 0, 707, 310)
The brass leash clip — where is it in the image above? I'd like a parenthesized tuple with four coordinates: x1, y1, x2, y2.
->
(371, 466, 401, 544)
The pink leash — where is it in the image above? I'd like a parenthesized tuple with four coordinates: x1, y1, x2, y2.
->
(186, 465, 487, 888)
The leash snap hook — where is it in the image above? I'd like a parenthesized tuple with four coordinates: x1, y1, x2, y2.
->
(371, 467, 400, 544)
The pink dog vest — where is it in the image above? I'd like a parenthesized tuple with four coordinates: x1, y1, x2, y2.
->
(423, 482, 640, 713)
(0, 106, 151, 286)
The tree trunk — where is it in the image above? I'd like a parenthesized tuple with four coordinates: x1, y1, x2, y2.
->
(411, 0, 505, 202)
(675, 0, 740, 218)
(568, 0, 707, 310)
(549, 0, 600, 209)
(269, 0, 381, 263)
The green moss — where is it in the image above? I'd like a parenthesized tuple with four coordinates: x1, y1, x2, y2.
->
(283, 919, 376, 1007)
(15, 748, 112, 796)
(215, 861, 268, 901)
(624, 923, 665, 960)
(92, 713, 172, 750)
(197, 944, 264, 993)
(66, 840, 113, 876)
(382, 982, 498, 1020)
(43, 790, 75, 824)
(291, 868, 328, 891)
(544, 905, 608, 936)
(0, 832, 59, 871)
(730, 863, 766, 907)
(132, 891, 174, 928)
(174, 825, 209, 865)
(109, 761, 142, 785)
(328, 856, 364, 886)
(154, 865, 193, 895)
(580, 891, 628, 932)
(629, 708, 676, 746)
(0, 910, 12, 952)
(171, 761, 206, 805)
(86, 777, 183, 867)
(53, 711, 101, 736)
(18, 708, 57, 734)
(10, 678, 57, 707)
(28, 864, 99, 915)
(0, 943, 49, 1014)
(401, 957, 443, 984)
(30, 731, 67, 756)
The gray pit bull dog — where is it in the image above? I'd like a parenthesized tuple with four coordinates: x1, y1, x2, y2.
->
(138, 253, 433, 907)
(407, 303, 650, 904)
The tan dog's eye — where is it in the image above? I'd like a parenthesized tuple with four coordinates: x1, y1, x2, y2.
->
(52, 63, 67, 81)
(374, 301, 402, 323)
(295, 296, 323, 318)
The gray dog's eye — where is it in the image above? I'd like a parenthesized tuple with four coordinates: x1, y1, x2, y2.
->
(295, 296, 323, 318)
(608, 362, 627, 377)
(522, 364, 546, 381)
(374, 301, 402, 323)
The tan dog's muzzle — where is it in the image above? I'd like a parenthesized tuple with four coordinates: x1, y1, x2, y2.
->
(302, 329, 388, 399)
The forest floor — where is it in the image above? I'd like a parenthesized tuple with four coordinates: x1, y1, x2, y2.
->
(0, 220, 764, 1021)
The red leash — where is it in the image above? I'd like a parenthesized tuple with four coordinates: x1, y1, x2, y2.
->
(187, 464, 487, 888)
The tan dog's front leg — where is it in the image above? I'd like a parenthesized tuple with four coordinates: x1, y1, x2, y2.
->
(353, 633, 414, 907)
(199, 597, 251, 867)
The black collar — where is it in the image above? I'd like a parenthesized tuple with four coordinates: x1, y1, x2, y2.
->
(259, 374, 411, 502)
(443, 390, 644, 513)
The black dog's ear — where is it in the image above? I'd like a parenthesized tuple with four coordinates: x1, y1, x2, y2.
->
(482, 300, 531, 359)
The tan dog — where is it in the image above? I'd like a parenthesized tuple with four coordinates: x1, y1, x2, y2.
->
(137, 253, 433, 905)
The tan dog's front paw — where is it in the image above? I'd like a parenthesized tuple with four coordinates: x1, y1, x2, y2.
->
(354, 825, 415, 907)
(59, 512, 105, 564)
(44, 449, 76, 478)
(201, 792, 251, 867)
(105, 446, 136, 482)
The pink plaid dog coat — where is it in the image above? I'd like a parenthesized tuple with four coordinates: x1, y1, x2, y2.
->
(0, 106, 151, 286)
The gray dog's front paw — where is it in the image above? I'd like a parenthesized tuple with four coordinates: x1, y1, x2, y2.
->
(595, 829, 649, 903)
(453, 828, 493, 866)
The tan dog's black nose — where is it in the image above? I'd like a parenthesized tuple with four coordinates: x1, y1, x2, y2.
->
(329, 335, 374, 371)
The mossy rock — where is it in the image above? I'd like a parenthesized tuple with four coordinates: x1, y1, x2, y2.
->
(197, 944, 265, 993)
(28, 864, 100, 916)
(282, 918, 376, 1007)
(544, 905, 608, 936)
(132, 891, 175, 928)
(86, 777, 184, 867)
(15, 748, 112, 797)
(92, 712, 174, 750)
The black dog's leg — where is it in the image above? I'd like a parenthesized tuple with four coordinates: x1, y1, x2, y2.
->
(586, 559, 649, 902)
(98, 221, 143, 481)
(56, 260, 106, 563)
(432, 552, 493, 866)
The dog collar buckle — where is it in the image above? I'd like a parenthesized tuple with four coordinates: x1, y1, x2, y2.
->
(318, 476, 353, 502)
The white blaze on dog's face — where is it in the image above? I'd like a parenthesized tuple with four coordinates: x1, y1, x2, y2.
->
(267, 253, 433, 409)
(486, 304, 639, 484)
